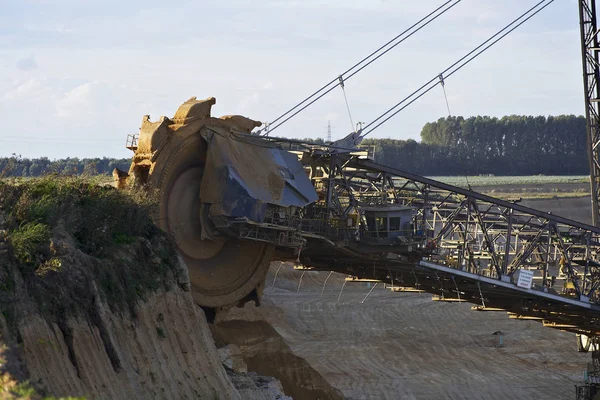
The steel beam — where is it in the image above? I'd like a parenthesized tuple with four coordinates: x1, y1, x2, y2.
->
(579, 0, 600, 226)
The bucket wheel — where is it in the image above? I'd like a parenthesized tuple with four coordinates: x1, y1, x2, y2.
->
(148, 132, 273, 308)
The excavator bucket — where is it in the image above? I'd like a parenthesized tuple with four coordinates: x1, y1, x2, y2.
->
(118, 97, 317, 308)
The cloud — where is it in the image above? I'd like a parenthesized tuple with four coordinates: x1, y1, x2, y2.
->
(325, 113, 340, 121)
(55, 81, 100, 118)
(236, 81, 276, 113)
(16, 56, 38, 71)
(238, 92, 261, 112)
(24, 24, 74, 35)
(2, 79, 46, 101)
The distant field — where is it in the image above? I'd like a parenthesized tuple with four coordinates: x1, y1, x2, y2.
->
(425, 175, 589, 187)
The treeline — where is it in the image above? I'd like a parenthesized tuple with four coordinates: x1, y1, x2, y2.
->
(364, 115, 588, 175)
(0, 115, 589, 177)
(0, 157, 131, 177)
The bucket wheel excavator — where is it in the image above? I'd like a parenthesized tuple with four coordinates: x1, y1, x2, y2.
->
(117, 96, 600, 349)
(118, 96, 317, 308)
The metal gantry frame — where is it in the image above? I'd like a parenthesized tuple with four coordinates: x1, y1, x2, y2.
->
(580, 0, 600, 226)
(297, 153, 600, 311)
(355, 156, 600, 301)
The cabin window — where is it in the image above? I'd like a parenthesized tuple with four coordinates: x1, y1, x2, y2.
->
(389, 217, 401, 231)
(376, 217, 388, 237)
(366, 217, 376, 232)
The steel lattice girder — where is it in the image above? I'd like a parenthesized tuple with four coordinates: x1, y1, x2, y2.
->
(312, 154, 600, 305)
(579, 0, 600, 226)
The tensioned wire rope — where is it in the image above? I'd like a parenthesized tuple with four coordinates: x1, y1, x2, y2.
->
(358, 0, 554, 138)
(260, 0, 463, 135)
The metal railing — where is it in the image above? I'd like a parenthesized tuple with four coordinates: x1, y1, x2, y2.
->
(126, 133, 139, 150)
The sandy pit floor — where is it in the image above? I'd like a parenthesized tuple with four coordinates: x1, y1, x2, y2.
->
(258, 265, 589, 400)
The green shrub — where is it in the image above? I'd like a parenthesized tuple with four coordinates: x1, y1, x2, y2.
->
(9, 380, 87, 399)
(156, 326, 166, 339)
(0, 176, 179, 321)
(36, 258, 63, 276)
(2, 176, 156, 258)
(0, 176, 182, 398)
(9, 222, 50, 264)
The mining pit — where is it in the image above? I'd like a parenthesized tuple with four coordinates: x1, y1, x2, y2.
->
(0, 179, 593, 399)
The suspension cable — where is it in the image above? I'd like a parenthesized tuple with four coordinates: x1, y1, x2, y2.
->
(439, 73, 452, 116)
(339, 76, 356, 133)
(360, 0, 554, 138)
(261, 0, 462, 135)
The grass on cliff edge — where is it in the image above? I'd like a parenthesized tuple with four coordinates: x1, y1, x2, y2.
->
(0, 176, 181, 319)
(0, 176, 155, 261)
(5, 380, 85, 400)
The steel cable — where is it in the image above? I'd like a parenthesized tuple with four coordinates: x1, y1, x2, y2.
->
(262, 0, 462, 135)
(360, 0, 554, 137)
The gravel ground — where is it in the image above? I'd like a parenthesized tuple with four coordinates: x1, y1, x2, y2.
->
(260, 263, 589, 400)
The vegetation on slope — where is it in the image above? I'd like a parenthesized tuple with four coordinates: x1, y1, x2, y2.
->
(2, 380, 84, 400)
(0, 176, 182, 332)
(0, 177, 187, 398)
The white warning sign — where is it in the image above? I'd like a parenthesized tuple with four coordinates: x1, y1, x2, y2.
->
(516, 269, 534, 289)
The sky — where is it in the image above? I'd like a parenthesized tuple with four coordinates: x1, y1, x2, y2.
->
(0, 0, 584, 159)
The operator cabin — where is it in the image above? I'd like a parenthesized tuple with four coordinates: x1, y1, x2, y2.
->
(362, 205, 414, 244)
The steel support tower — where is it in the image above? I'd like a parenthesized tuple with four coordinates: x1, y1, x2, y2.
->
(580, 0, 600, 226)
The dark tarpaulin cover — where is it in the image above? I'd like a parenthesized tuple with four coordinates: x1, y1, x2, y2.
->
(200, 127, 318, 222)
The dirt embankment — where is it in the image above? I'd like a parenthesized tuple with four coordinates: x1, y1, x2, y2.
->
(0, 178, 289, 399)
(212, 317, 344, 400)
(2, 286, 237, 399)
